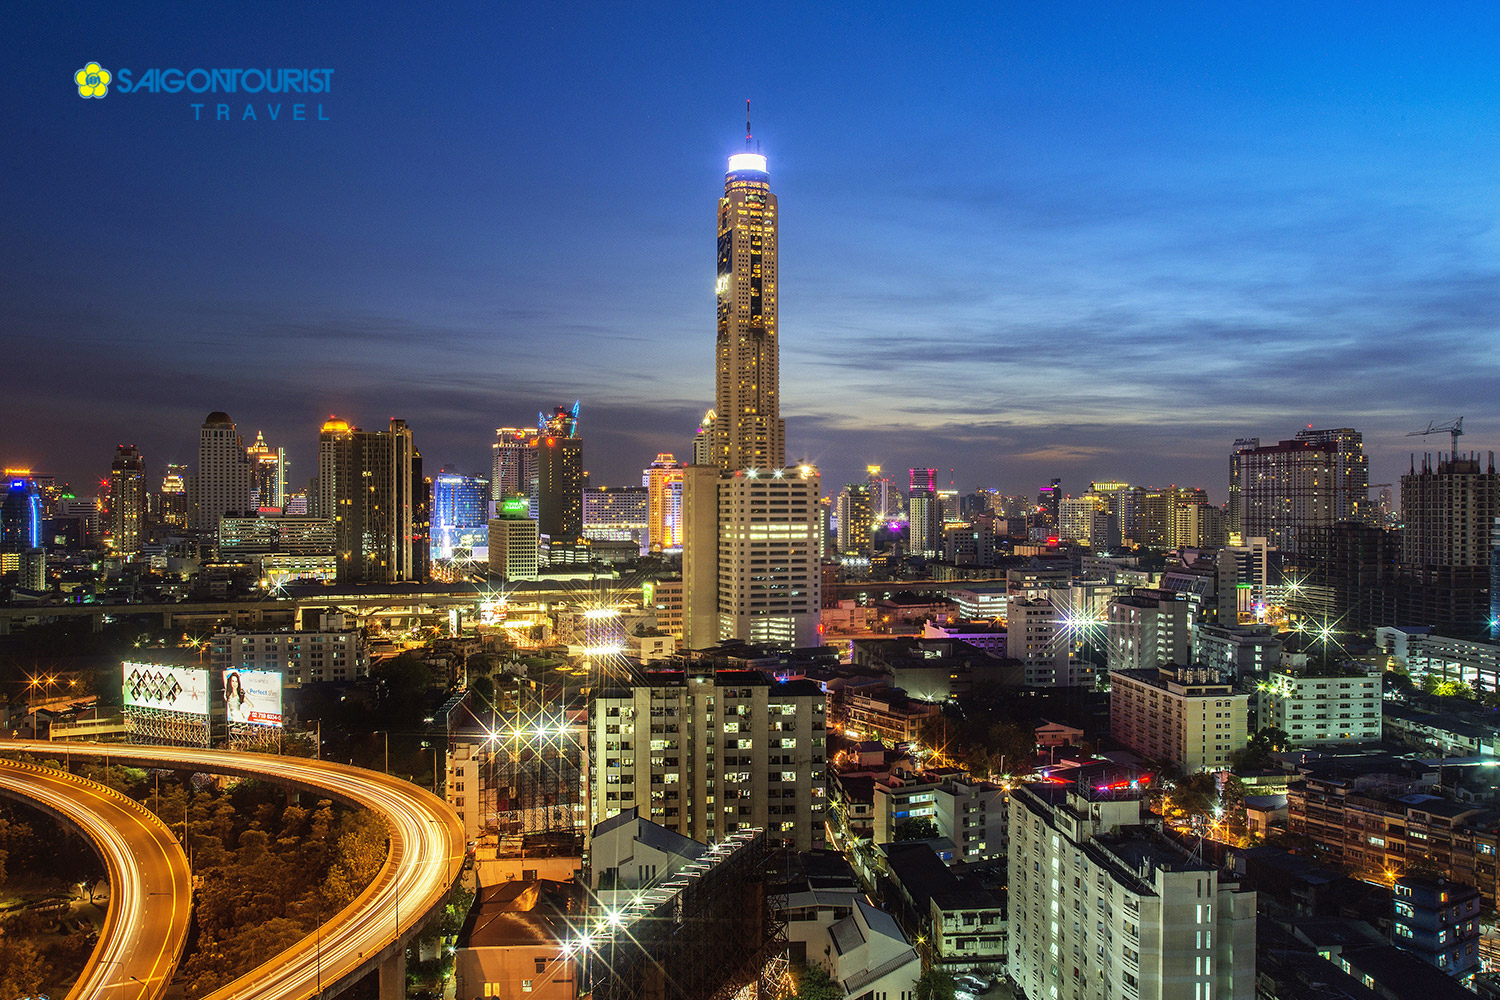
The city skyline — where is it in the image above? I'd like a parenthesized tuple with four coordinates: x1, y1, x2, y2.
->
(7, 4, 1499, 497)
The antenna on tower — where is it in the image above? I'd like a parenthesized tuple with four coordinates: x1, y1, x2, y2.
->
(745, 99, 752, 150)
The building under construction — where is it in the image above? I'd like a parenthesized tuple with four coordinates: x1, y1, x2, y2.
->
(584, 829, 787, 1000)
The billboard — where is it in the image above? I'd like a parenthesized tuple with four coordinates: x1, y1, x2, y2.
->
(122, 663, 210, 717)
(223, 668, 282, 727)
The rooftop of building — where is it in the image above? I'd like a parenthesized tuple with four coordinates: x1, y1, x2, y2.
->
(457, 877, 581, 950)
(1111, 664, 1237, 693)
(591, 807, 709, 863)
(1338, 944, 1481, 1000)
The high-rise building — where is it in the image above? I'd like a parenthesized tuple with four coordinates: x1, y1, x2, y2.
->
(1398, 452, 1500, 628)
(683, 466, 822, 649)
(159, 464, 188, 529)
(907, 469, 939, 558)
(109, 444, 146, 558)
(1227, 437, 1260, 537)
(490, 427, 532, 502)
(1107, 589, 1194, 673)
(645, 453, 685, 552)
(488, 495, 539, 581)
(1141, 486, 1209, 549)
(323, 417, 427, 584)
(866, 465, 896, 520)
(315, 416, 353, 520)
(835, 483, 873, 555)
(691, 410, 716, 467)
(245, 431, 285, 512)
(1109, 664, 1248, 772)
(195, 412, 253, 531)
(714, 136, 782, 472)
(1009, 774, 1257, 1000)
(583, 486, 648, 544)
(1236, 428, 1368, 554)
(588, 668, 826, 851)
(1, 477, 42, 557)
(530, 404, 584, 558)
(1037, 477, 1061, 530)
(431, 471, 490, 560)
(1173, 501, 1226, 549)
(1058, 495, 1106, 545)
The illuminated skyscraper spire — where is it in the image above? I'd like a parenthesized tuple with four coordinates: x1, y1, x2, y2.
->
(714, 110, 782, 471)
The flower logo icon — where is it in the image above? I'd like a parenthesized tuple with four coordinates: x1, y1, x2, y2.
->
(75, 62, 111, 98)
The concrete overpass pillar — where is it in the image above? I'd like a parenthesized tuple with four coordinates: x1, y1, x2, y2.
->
(378, 949, 405, 1000)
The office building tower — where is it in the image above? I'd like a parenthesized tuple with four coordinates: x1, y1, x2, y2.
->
(490, 427, 532, 502)
(866, 465, 896, 520)
(488, 495, 539, 581)
(1236, 428, 1369, 554)
(1173, 501, 1226, 549)
(108, 444, 146, 558)
(529, 404, 584, 556)
(1, 477, 42, 558)
(583, 486, 649, 544)
(431, 471, 490, 560)
(315, 416, 353, 520)
(835, 483, 873, 556)
(588, 668, 826, 850)
(1217, 536, 1270, 625)
(1141, 486, 1209, 550)
(1088, 481, 1141, 547)
(908, 469, 939, 558)
(1398, 452, 1500, 628)
(159, 464, 188, 529)
(1058, 495, 1106, 545)
(323, 417, 427, 584)
(1009, 771, 1257, 1000)
(1107, 589, 1194, 673)
(1110, 664, 1249, 772)
(1227, 437, 1260, 537)
(1006, 598, 1091, 687)
(683, 466, 822, 649)
(714, 131, 783, 472)
(245, 430, 285, 512)
(645, 453, 685, 552)
(195, 412, 254, 531)
(1037, 477, 1061, 529)
(692, 410, 716, 467)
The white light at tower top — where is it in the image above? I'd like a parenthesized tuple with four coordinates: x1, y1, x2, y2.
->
(727, 152, 767, 173)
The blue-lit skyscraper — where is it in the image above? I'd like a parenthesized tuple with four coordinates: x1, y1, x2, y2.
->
(1, 478, 42, 554)
(430, 471, 490, 560)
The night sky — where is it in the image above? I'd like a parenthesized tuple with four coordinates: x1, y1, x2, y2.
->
(6, 3, 1499, 500)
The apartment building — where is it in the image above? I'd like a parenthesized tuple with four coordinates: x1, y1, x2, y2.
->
(1109, 665, 1248, 773)
(1259, 666, 1382, 747)
(1009, 773, 1257, 1000)
(209, 618, 369, 685)
(587, 669, 827, 851)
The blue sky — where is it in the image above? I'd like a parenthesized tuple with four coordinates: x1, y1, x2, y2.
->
(4, 2, 1498, 499)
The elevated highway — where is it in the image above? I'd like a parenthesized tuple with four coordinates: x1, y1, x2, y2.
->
(0, 742, 465, 1000)
(0, 758, 192, 1000)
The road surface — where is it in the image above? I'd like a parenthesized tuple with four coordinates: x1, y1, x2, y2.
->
(0, 757, 192, 1000)
(0, 741, 464, 1000)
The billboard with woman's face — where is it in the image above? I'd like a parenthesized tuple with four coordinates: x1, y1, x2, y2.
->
(222, 668, 282, 727)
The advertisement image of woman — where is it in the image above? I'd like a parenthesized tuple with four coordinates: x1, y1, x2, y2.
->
(224, 671, 256, 725)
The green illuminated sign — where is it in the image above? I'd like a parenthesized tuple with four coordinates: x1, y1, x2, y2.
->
(499, 496, 529, 518)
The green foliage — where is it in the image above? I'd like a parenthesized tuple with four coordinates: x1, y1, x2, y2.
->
(918, 714, 1036, 778)
(914, 966, 958, 1000)
(0, 938, 47, 998)
(792, 963, 841, 1000)
(1229, 726, 1289, 771)
(893, 817, 940, 841)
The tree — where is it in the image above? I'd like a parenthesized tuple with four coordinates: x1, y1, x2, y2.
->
(915, 967, 957, 1000)
(792, 963, 841, 1000)
(893, 817, 939, 841)
(0, 938, 47, 999)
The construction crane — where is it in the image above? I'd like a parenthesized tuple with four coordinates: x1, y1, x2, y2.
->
(1407, 416, 1464, 456)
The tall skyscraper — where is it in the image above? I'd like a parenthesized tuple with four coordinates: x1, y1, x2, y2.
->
(714, 123, 782, 472)
(1, 477, 41, 557)
(691, 410, 716, 466)
(109, 444, 146, 558)
(866, 465, 896, 520)
(836, 483, 873, 555)
(323, 417, 427, 584)
(645, 453, 685, 552)
(159, 464, 188, 529)
(1399, 452, 1500, 628)
(531, 404, 584, 559)
(908, 468, 939, 557)
(195, 412, 253, 531)
(430, 471, 490, 560)
(1037, 477, 1061, 530)
(1226, 437, 1260, 537)
(316, 416, 353, 520)
(490, 427, 532, 502)
(488, 495, 539, 582)
(1237, 428, 1368, 555)
(245, 431, 286, 512)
